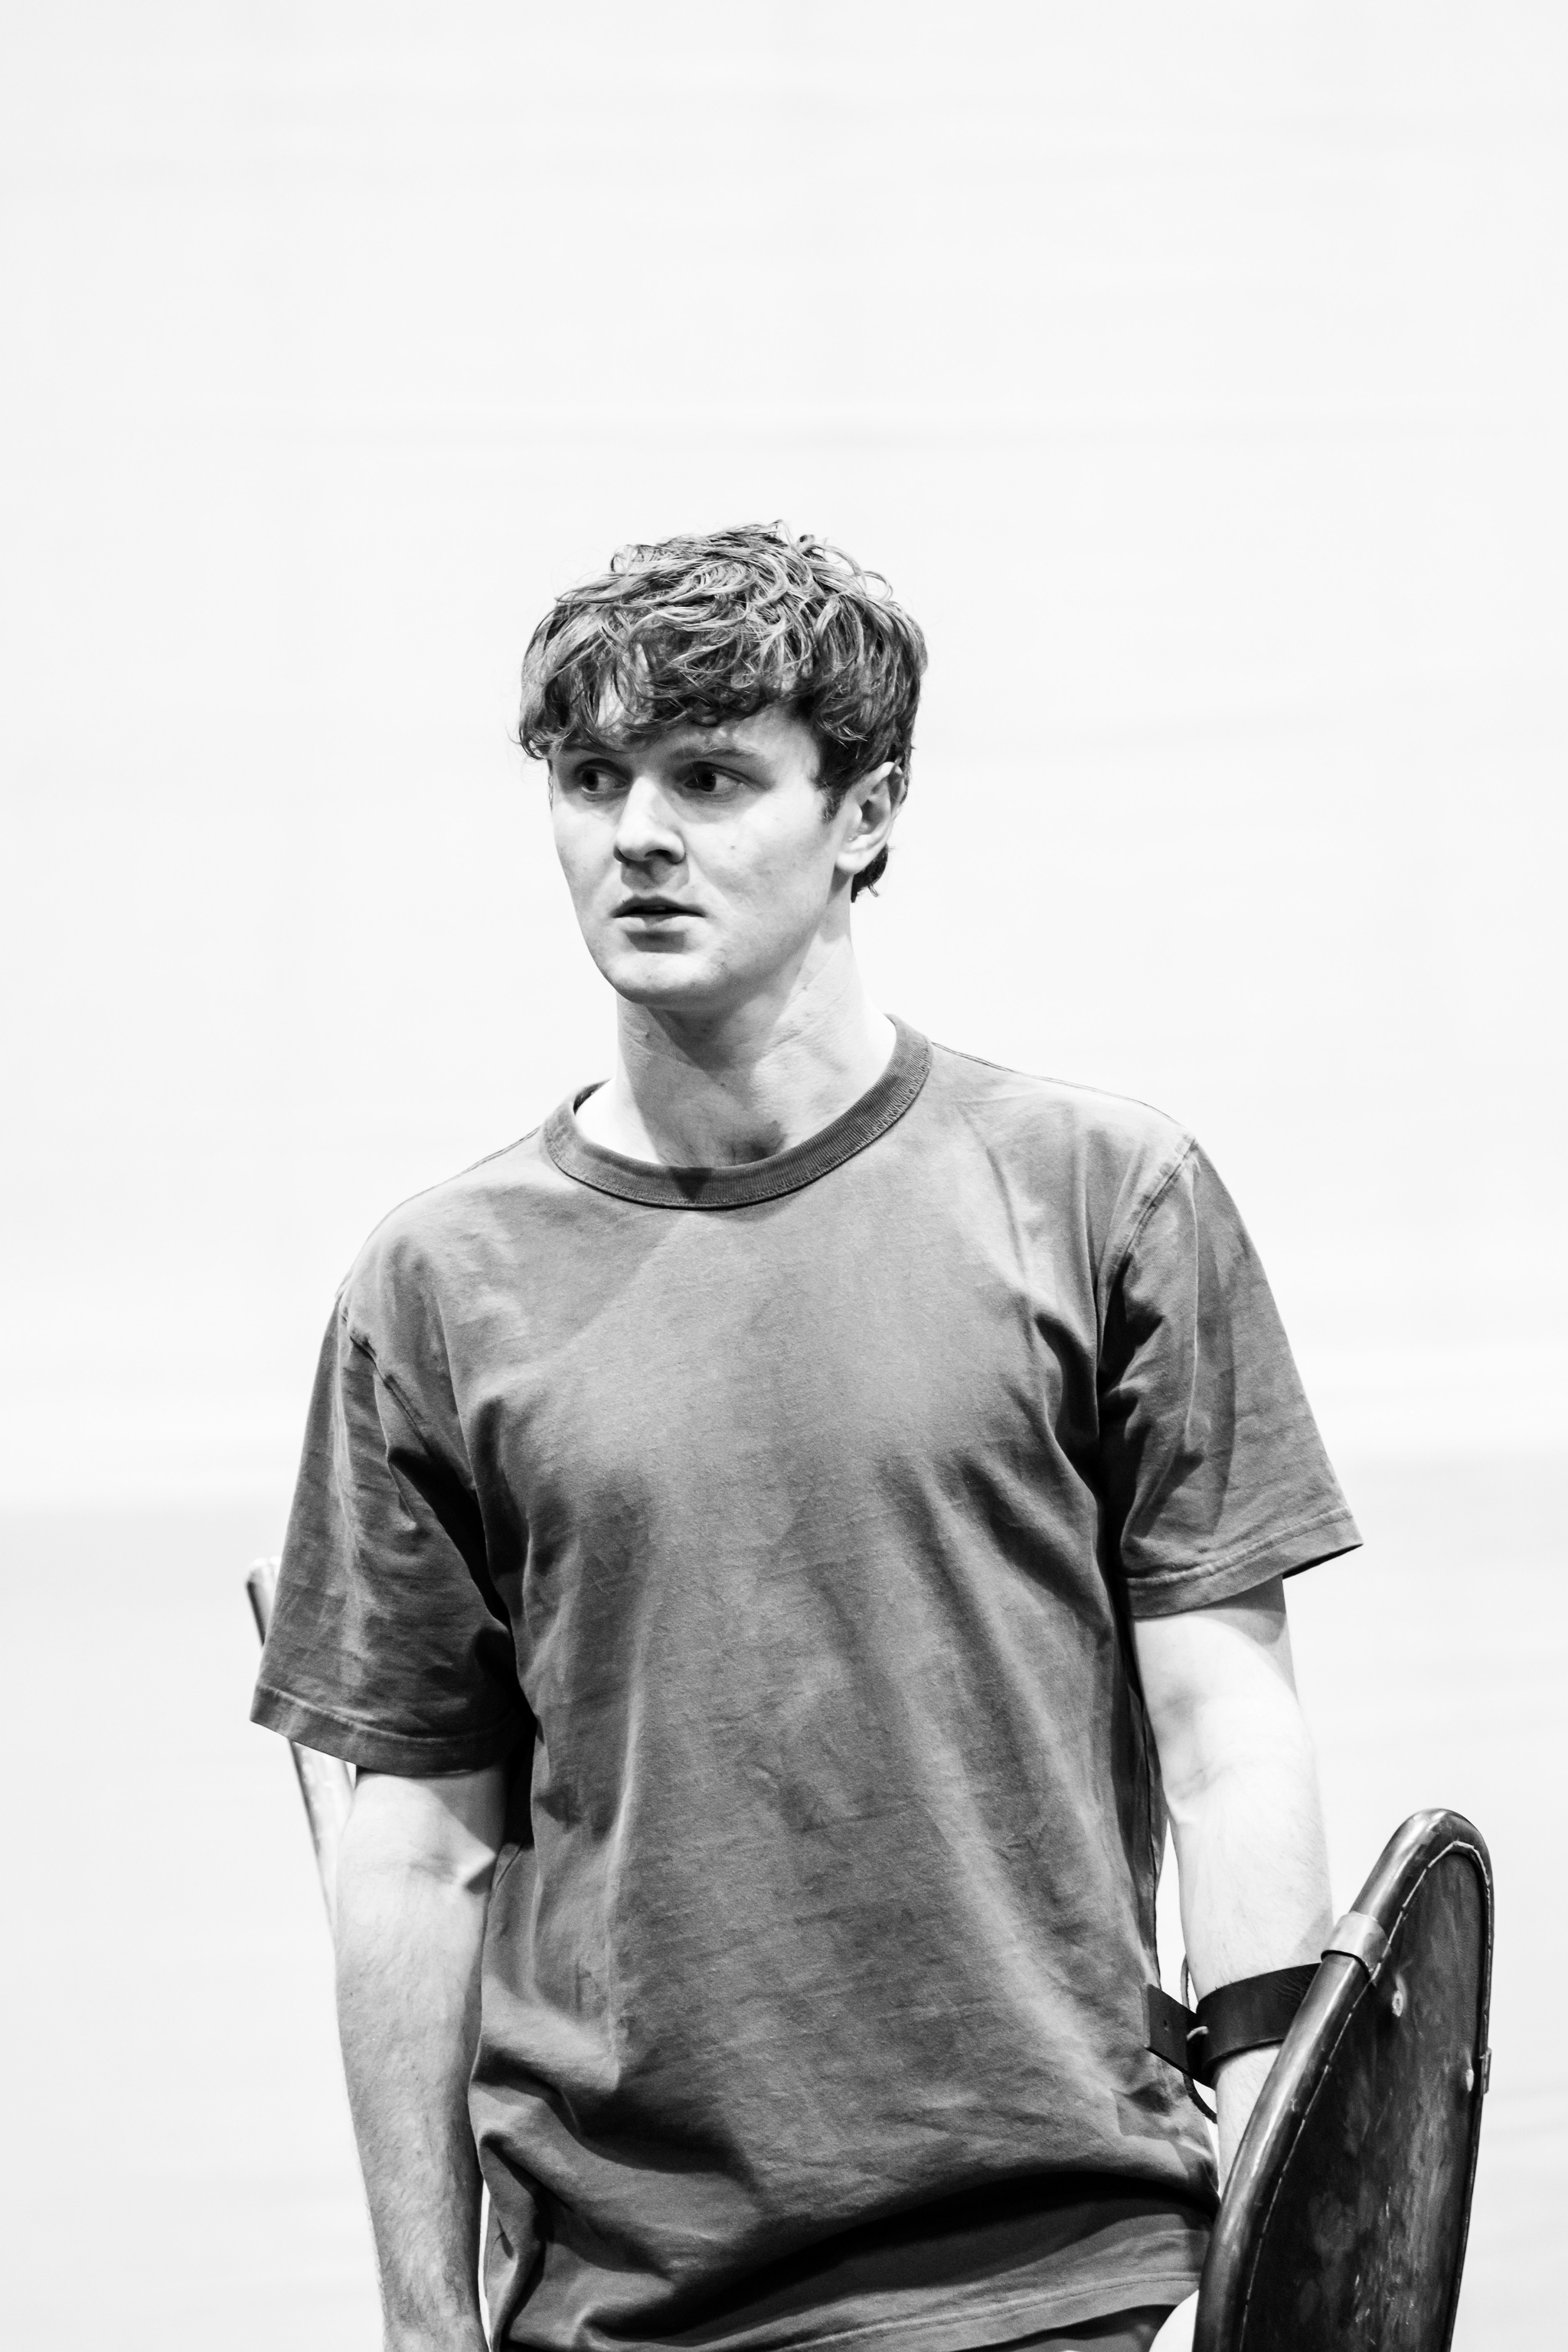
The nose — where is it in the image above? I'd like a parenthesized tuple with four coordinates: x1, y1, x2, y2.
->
(613, 775, 684, 872)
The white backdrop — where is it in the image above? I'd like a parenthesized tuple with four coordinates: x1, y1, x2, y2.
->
(4, 0, 1564, 1507)
(2, 8, 1565, 2347)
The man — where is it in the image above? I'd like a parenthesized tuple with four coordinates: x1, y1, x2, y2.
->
(253, 524, 1358, 2352)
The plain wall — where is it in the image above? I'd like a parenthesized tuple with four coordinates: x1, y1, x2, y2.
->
(5, 0, 1564, 1505)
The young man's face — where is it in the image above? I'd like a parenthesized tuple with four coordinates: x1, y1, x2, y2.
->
(549, 706, 887, 1020)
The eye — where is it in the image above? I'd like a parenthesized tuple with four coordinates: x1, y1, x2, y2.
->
(684, 762, 737, 797)
(571, 760, 620, 796)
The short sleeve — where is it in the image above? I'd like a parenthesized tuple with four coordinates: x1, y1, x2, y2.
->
(251, 1305, 527, 1772)
(1097, 1142, 1360, 1617)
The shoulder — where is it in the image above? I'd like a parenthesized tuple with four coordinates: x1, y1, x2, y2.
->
(334, 1121, 566, 1351)
(922, 1038, 1195, 1240)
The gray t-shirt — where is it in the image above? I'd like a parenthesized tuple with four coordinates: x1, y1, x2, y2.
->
(253, 1025, 1359, 2352)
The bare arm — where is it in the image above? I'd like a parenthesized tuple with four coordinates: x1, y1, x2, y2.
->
(335, 1764, 506, 2352)
(1132, 1577, 1332, 2184)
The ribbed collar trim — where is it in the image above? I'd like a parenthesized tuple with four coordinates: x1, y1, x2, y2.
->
(543, 1021, 933, 1210)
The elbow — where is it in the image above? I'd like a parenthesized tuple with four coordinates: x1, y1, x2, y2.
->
(1154, 1685, 1321, 1831)
(341, 1765, 507, 1900)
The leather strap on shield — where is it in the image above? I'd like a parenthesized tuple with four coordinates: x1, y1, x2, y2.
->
(1148, 1964, 1318, 2086)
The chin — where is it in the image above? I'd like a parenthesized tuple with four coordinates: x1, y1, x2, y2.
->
(594, 948, 727, 1012)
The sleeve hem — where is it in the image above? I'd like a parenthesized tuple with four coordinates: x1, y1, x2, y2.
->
(250, 1681, 525, 1775)
(1124, 1505, 1363, 1620)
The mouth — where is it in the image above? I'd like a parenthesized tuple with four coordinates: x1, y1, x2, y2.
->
(616, 897, 694, 922)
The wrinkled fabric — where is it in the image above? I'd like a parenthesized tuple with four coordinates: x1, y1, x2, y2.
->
(254, 1025, 1357, 2352)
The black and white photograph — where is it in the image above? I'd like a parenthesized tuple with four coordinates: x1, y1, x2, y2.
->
(2, 7, 1563, 2348)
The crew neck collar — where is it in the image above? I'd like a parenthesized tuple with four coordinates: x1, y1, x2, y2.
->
(544, 1021, 933, 1210)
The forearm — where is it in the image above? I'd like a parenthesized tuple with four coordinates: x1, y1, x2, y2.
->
(335, 1770, 502, 2352)
(1136, 1582, 1333, 2181)
(1166, 1733, 1331, 2174)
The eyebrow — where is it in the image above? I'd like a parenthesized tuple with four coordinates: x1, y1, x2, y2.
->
(562, 731, 763, 761)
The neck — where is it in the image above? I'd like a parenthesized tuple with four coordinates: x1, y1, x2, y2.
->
(577, 948, 897, 1168)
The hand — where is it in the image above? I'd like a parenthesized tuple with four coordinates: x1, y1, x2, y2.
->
(1148, 2291, 1198, 2351)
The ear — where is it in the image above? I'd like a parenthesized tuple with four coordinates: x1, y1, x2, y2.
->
(834, 761, 903, 880)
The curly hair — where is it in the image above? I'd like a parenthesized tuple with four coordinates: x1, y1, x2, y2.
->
(518, 523, 927, 897)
